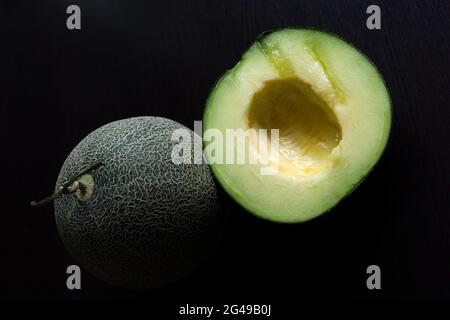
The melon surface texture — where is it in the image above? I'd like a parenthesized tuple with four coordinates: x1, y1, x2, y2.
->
(55, 117, 221, 288)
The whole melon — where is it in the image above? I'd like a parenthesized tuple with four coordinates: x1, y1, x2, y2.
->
(54, 116, 221, 289)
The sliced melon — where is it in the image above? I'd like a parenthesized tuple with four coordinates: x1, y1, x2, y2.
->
(203, 28, 391, 223)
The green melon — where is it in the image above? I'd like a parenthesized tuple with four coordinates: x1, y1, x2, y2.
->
(203, 28, 391, 223)
(51, 116, 221, 288)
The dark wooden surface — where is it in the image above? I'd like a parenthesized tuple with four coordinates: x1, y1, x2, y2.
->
(1, 0, 449, 300)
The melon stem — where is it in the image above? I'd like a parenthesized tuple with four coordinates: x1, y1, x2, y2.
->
(30, 161, 104, 208)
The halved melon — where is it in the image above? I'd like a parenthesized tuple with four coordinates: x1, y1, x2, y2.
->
(204, 28, 391, 223)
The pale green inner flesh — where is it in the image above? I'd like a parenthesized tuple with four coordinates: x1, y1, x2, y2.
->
(204, 29, 391, 222)
(247, 78, 342, 175)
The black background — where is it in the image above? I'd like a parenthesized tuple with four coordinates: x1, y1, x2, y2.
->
(1, 0, 449, 301)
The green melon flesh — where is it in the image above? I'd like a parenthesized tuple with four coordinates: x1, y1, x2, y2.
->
(204, 29, 391, 223)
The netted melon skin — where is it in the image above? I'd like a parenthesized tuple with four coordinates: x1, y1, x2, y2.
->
(55, 117, 221, 289)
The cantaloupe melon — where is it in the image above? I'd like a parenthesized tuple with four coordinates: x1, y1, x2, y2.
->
(51, 117, 221, 288)
(204, 29, 391, 223)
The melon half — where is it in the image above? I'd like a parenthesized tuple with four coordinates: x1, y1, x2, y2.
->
(203, 28, 391, 223)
